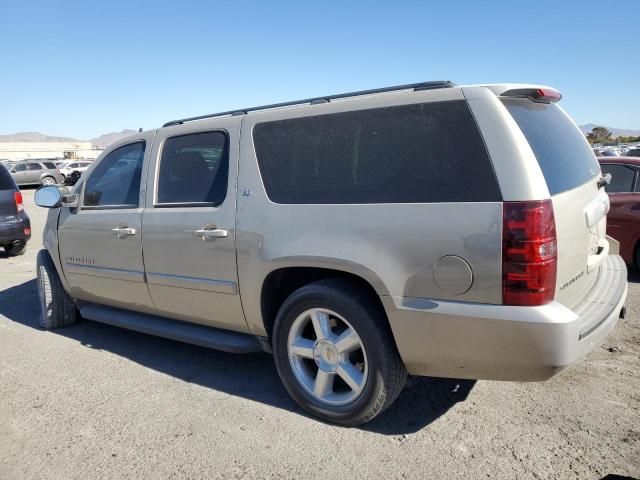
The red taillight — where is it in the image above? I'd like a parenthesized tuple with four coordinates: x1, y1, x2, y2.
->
(535, 88, 562, 102)
(502, 200, 557, 306)
(501, 87, 562, 103)
(14, 191, 24, 213)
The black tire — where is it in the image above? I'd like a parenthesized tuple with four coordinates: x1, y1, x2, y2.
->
(272, 279, 407, 426)
(4, 241, 26, 256)
(36, 249, 78, 329)
(69, 171, 81, 185)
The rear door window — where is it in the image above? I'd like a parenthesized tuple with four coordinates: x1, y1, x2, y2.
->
(600, 164, 637, 193)
(156, 131, 229, 206)
(28, 163, 42, 170)
(253, 101, 501, 204)
(501, 99, 600, 195)
(43, 162, 56, 169)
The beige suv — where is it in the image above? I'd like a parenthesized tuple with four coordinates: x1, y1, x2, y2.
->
(35, 81, 628, 425)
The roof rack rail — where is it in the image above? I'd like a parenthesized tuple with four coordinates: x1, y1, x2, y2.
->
(162, 80, 455, 127)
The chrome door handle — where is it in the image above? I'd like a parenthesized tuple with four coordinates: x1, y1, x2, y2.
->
(194, 226, 228, 240)
(112, 226, 137, 238)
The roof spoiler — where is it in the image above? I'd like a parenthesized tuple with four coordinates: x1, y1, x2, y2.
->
(500, 87, 562, 103)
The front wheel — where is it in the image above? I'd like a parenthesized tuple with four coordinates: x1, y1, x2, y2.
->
(41, 176, 56, 186)
(36, 249, 78, 329)
(272, 279, 407, 426)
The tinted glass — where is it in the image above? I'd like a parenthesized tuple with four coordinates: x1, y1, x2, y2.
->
(43, 162, 56, 169)
(502, 99, 600, 195)
(13, 164, 26, 172)
(69, 163, 78, 168)
(628, 149, 640, 157)
(84, 142, 145, 208)
(253, 101, 500, 204)
(28, 163, 42, 170)
(601, 164, 637, 193)
(157, 131, 228, 205)
(0, 164, 16, 189)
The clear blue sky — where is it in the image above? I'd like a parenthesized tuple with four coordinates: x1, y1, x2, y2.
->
(1, 0, 638, 139)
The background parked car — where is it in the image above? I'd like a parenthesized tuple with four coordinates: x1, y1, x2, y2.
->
(627, 148, 640, 157)
(0, 164, 30, 256)
(8, 161, 64, 186)
(60, 160, 93, 185)
(599, 157, 640, 268)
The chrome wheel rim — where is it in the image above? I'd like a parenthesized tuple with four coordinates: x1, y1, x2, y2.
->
(42, 177, 55, 185)
(287, 308, 368, 406)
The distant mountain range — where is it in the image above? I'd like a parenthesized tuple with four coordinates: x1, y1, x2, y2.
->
(579, 124, 640, 138)
(89, 130, 139, 148)
(0, 129, 138, 148)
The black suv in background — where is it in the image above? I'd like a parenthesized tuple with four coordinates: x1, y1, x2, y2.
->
(0, 164, 31, 256)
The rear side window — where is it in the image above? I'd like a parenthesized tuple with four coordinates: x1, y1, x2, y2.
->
(156, 131, 228, 206)
(253, 101, 501, 204)
(600, 164, 637, 193)
(28, 163, 42, 170)
(0, 165, 16, 189)
(84, 142, 145, 208)
(502, 99, 600, 195)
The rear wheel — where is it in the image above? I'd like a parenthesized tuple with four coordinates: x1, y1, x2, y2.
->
(272, 279, 407, 426)
(4, 241, 26, 256)
(41, 176, 56, 186)
(36, 249, 78, 329)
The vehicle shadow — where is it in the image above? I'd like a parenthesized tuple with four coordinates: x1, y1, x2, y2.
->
(0, 279, 474, 434)
(600, 475, 639, 480)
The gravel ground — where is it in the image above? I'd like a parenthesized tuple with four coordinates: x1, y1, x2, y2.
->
(0, 189, 638, 480)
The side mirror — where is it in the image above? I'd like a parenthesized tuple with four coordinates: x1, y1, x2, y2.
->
(35, 186, 62, 208)
(35, 186, 79, 209)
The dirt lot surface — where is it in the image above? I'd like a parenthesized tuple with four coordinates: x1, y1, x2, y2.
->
(1, 189, 638, 480)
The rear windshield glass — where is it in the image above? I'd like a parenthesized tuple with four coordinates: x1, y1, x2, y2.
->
(0, 165, 16, 189)
(253, 101, 501, 204)
(502, 99, 600, 195)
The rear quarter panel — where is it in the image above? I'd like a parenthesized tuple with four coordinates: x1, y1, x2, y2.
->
(235, 89, 503, 336)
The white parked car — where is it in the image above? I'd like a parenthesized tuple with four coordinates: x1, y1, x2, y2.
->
(60, 161, 93, 184)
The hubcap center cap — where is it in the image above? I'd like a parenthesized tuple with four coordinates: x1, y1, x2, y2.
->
(313, 340, 339, 372)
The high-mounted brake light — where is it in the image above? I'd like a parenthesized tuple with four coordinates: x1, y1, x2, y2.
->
(14, 191, 24, 213)
(502, 200, 557, 306)
(501, 87, 562, 103)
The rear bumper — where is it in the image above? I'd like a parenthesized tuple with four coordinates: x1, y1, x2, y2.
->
(384, 254, 628, 381)
(0, 213, 31, 244)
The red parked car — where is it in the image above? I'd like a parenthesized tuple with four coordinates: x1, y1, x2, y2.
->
(598, 157, 640, 268)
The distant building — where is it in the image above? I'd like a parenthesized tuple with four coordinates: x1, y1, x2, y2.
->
(0, 141, 104, 161)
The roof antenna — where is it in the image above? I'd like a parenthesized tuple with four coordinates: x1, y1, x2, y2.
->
(138, 127, 143, 132)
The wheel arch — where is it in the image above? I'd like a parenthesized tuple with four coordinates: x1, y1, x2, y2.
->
(259, 265, 390, 340)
